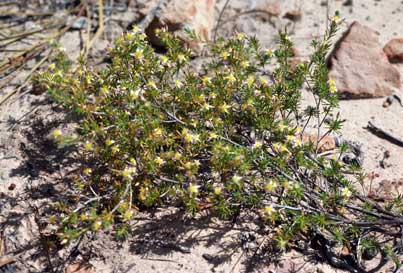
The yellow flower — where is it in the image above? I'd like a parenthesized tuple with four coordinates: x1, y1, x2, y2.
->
(220, 51, 229, 59)
(173, 152, 182, 161)
(160, 55, 169, 65)
(332, 15, 341, 24)
(236, 32, 245, 40)
(294, 139, 302, 147)
(174, 80, 183, 88)
(209, 92, 217, 99)
(132, 25, 140, 33)
(286, 135, 295, 142)
(246, 76, 254, 87)
(52, 129, 62, 139)
(202, 103, 213, 111)
(328, 79, 338, 93)
(130, 158, 137, 164)
(226, 73, 236, 83)
(278, 123, 288, 132)
(232, 174, 242, 184)
(266, 49, 274, 57)
(130, 89, 141, 100)
(83, 167, 92, 175)
(264, 205, 275, 215)
(214, 187, 222, 195)
(177, 54, 186, 62)
(154, 156, 165, 165)
(134, 48, 144, 60)
(148, 80, 157, 89)
(341, 187, 352, 198)
(153, 127, 163, 137)
(240, 61, 249, 68)
(259, 76, 268, 85)
(111, 145, 120, 153)
(280, 144, 288, 153)
(188, 184, 199, 194)
(265, 180, 278, 192)
(283, 180, 293, 190)
(202, 76, 211, 84)
(219, 103, 231, 113)
(49, 63, 56, 70)
(184, 132, 200, 143)
(105, 138, 115, 146)
(84, 141, 93, 151)
(92, 221, 102, 231)
(209, 132, 218, 139)
(252, 140, 263, 149)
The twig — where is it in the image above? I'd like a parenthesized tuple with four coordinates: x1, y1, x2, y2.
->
(0, 256, 16, 268)
(366, 121, 403, 147)
(213, 0, 231, 42)
(83, 0, 104, 59)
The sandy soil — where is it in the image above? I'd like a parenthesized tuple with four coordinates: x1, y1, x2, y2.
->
(1, 0, 403, 272)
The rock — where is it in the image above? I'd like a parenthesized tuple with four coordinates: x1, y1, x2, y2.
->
(254, 0, 281, 16)
(65, 262, 95, 273)
(328, 22, 401, 98)
(283, 10, 302, 21)
(302, 134, 336, 152)
(384, 38, 403, 63)
(139, 0, 216, 52)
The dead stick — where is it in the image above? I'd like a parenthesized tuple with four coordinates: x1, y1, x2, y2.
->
(83, 0, 104, 59)
(366, 121, 403, 147)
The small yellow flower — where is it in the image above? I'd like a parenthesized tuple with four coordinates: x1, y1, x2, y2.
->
(283, 180, 293, 190)
(111, 145, 120, 153)
(132, 25, 140, 33)
(202, 76, 211, 84)
(286, 135, 295, 142)
(49, 63, 56, 70)
(52, 129, 62, 139)
(278, 123, 288, 132)
(160, 55, 169, 65)
(148, 80, 157, 89)
(240, 61, 249, 68)
(219, 103, 231, 113)
(105, 138, 115, 146)
(173, 152, 182, 161)
(236, 32, 245, 40)
(265, 180, 278, 192)
(177, 54, 186, 62)
(134, 48, 144, 60)
(174, 80, 183, 88)
(341, 187, 352, 198)
(209, 92, 217, 99)
(280, 144, 288, 153)
(266, 49, 274, 57)
(83, 167, 92, 175)
(188, 184, 199, 194)
(294, 139, 302, 147)
(264, 205, 275, 216)
(154, 156, 165, 165)
(332, 15, 341, 24)
(92, 221, 102, 231)
(259, 76, 268, 85)
(184, 132, 200, 143)
(202, 103, 213, 111)
(252, 140, 263, 149)
(130, 158, 137, 164)
(226, 73, 236, 83)
(232, 174, 242, 184)
(84, 141, 93, 151)
(214, 187, 222, 195)
(209, 132, 218, 139)
(220, 51, 229, 59)
(329, 85, 337, 93)
(153, 127, 163, 137)
(246, 76, 254, 87)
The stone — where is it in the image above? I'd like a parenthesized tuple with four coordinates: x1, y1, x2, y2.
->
(302, 134, 337, 153)
(139, 0, 216, 52)
(328, 22, 401, 98)
(384, 38, 403, 63)
(254, 0, 282, 17)
(283, 10, 302, 21)
(65, 262, 95, 273)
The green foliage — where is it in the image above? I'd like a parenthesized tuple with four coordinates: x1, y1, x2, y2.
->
(36, 16, 403, 269)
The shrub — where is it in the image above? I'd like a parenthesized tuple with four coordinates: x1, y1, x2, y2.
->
(37, 15, 403, 270)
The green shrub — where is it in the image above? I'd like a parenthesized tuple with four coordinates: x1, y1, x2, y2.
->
(37, 15, 403, 268)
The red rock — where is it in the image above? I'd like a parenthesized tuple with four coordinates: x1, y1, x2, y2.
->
(384, 38, 403, 63)
(301, 134, 336, 152)
(328, 22, 401, 98)
(254, 0, 282, 17)
(139, 0, 216, 51)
